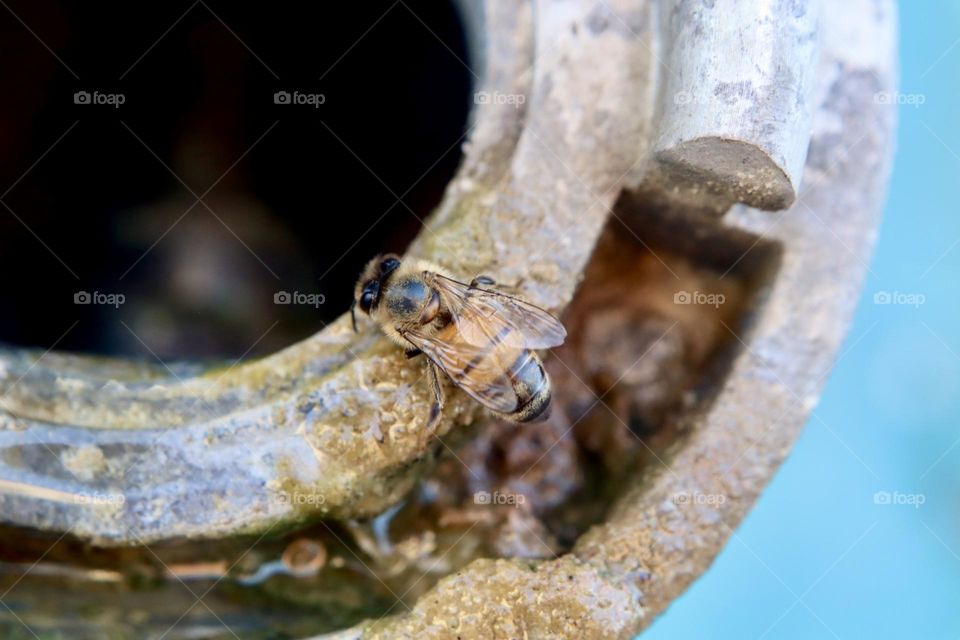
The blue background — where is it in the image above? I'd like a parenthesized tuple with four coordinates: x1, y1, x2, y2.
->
(644, 2, 960, 638)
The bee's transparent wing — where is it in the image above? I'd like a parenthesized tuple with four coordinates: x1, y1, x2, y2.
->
(431, 274, 567, 349)
(403, 329, 520, 414)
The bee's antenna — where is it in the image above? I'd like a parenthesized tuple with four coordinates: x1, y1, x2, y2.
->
(350, 300, 358, 332)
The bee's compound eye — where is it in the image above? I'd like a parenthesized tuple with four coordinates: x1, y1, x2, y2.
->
(359, 282, 379, 313)
(380, 257, 400, 275)
(359, 291, 375, 313)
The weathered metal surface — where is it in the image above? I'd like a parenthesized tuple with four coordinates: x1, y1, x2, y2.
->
(0, 0, 895, 637)
(635, 0, 820, 213)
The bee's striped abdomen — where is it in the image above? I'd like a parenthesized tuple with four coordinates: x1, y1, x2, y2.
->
(456, 324, 512, 381)
(506, 349, 551, 422)
(431, 321, 552, 422)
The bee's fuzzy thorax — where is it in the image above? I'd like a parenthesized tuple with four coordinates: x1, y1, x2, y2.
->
(360, 256, 448, 350)
(378, 321, 415, 350)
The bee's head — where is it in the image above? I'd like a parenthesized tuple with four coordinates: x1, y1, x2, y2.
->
(351, 254, 401, 331)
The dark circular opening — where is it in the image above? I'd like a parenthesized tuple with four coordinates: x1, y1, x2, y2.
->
(0, 0, 471, 360)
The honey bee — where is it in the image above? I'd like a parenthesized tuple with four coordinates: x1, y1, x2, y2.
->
(352, 254, 567, 426)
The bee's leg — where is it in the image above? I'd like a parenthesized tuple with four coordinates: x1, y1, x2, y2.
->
(426, 362, 445, 429)
(405, 348, 422, 359)
(470, 275, 496, 289)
